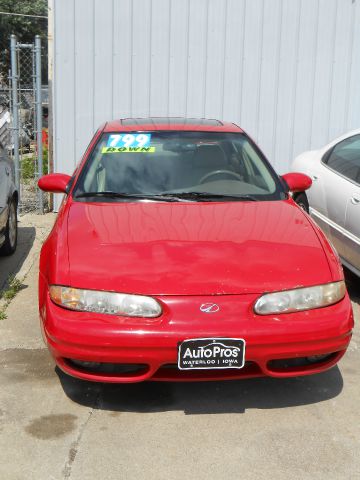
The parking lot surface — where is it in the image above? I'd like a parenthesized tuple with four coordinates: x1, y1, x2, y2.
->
(0, 214, 359, 480)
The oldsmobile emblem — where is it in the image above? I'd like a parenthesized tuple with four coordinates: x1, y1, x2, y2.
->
(200, 303, 220, 313)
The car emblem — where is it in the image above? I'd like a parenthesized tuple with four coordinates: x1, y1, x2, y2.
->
(200, 303, 220, 313)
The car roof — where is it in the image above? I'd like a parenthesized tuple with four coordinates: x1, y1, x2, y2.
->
(323, 128, 360, 149)
(103, 117, 243, 133)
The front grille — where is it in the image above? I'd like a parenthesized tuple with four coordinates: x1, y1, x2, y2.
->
(152, 361, 262, 380)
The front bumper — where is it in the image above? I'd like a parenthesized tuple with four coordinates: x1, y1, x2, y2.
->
(40, 292, 354, 383)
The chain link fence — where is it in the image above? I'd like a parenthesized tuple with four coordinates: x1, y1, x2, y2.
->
(0, 35, 48, 214)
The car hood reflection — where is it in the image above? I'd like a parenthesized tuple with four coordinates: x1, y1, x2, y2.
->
(66, 200, 332, 295)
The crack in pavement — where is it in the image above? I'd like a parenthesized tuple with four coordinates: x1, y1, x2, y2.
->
(62, 409, 94, 479)
(62, 390, 102, 479)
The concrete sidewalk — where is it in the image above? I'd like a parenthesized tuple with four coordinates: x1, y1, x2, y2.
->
(0, 214, 94, 480)
(0, 213, 56, 348)
(0, 214, 359, 480)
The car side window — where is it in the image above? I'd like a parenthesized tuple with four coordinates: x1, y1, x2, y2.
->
(323, 135, 360, 184)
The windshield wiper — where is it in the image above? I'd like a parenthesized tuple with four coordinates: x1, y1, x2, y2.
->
(75, 191, 258, 202)
(164, 192, 259, 201)
(74, 191, 189, 202)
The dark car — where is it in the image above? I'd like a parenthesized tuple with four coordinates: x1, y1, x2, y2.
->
(0, 142, 18, 255)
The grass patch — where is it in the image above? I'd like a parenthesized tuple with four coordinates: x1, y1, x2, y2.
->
(0, 275, 24, 320)
(21, 147, 49, 181)
(2, 276, 23, 301)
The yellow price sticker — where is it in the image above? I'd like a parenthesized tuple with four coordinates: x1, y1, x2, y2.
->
(102, 146, 156, 154)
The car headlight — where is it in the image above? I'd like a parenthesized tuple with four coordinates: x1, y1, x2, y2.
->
(254, 281, 346, 315)
(49, 285, 162, 318)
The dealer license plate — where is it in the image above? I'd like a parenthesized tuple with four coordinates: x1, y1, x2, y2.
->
(178, 338, 246, 370)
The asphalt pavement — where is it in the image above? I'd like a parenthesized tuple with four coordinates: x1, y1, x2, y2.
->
(0, 213, 359, 480)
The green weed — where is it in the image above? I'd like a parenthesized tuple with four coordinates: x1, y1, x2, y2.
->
(0, 275, 24, 320)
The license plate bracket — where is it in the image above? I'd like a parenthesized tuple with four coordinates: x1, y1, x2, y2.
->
(178, 338, 246, 370)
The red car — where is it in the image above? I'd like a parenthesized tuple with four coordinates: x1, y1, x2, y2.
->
(38, 118, 353, 383)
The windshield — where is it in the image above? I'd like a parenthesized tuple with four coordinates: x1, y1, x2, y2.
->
(73, 131, 285, 202)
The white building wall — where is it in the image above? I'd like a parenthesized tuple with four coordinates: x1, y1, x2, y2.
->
(51, 0, 360, 175)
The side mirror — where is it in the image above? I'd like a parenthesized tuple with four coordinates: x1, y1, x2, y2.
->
(38, 173, 72, 193)
(281, 172, 312, 193)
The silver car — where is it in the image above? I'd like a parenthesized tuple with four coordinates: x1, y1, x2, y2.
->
(0, 142, 17, 255)
(292, 129, 360, 277)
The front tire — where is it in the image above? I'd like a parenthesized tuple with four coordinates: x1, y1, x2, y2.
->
(293, 192, 309, 213)
(0, 199, 18, 256)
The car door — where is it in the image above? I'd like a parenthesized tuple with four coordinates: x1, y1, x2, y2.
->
(304, 149, 348, 260)
(345, 186, 360, 273)
(319, 134, 360, 267)
(342, 144, 360, 273)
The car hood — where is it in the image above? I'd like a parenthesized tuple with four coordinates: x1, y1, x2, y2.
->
(66, 200, 332, 295)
